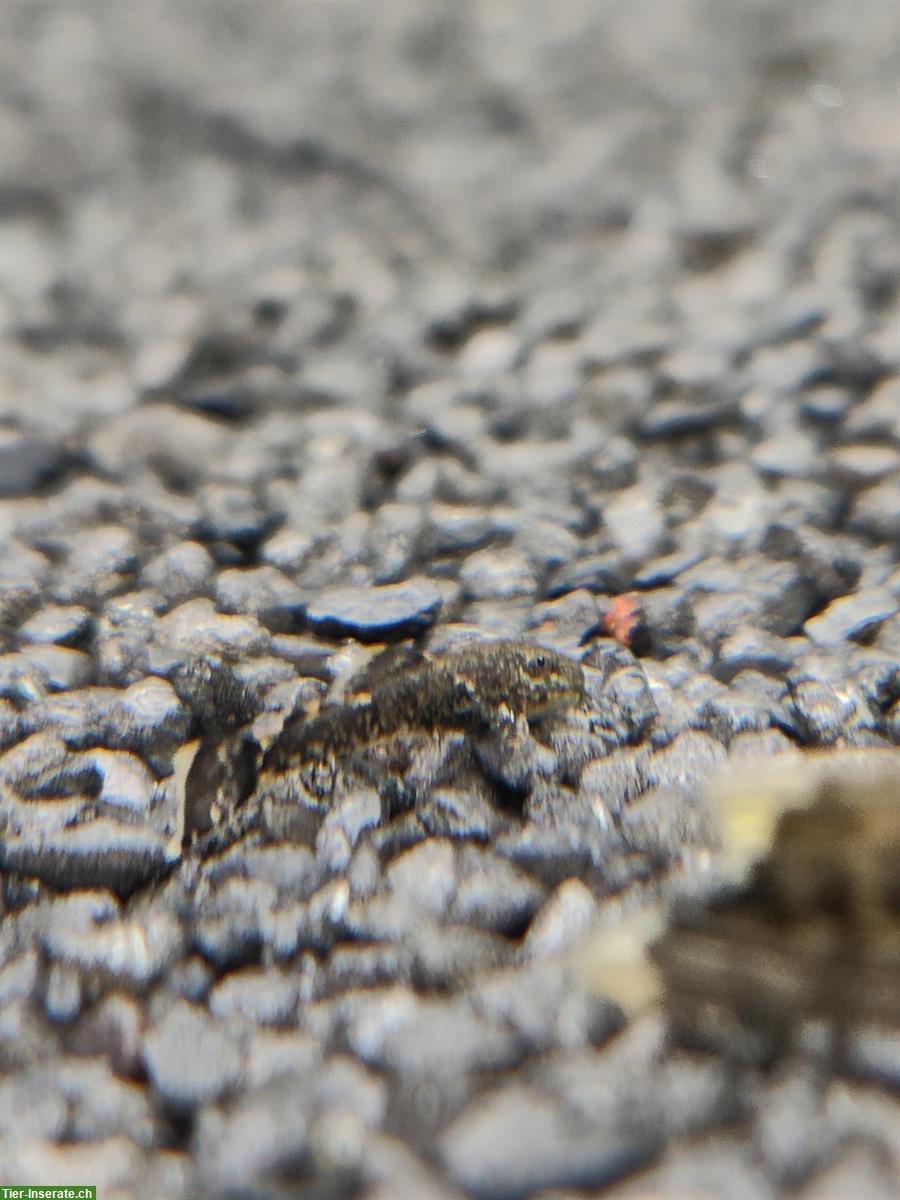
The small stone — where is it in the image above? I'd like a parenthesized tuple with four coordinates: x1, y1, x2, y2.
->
(699, 687, 776, 744)
(88, 403, 234, 482)
(0, 1069, 69, 1139)
(460, 547, 537, 601)
(421, 504, 495, 556)
(18, 643, 93, 691)
(638, 397, 737, 439)
(440, 1079, 653, 1199)
(417, 785, 513, 842)
(0, 541, 51, 625)
(752, 431, 819, 479)
(209, 968, 300, 1026)
(70, 993, 144, 1077)
(51, 525, 137, 604)
(587, 437, 638, 491)
(451, 846, 546, 935)
(305, 579, 442, 642)
(0, 729, 69, 789)
(692, 591, 761, 648)
(602, 487, 665, 562)
(316, 790, 381, 873)
(18, 604, 92, 647)
(79, 749, 157, 814)
(844, 377, 900, 439)
(849, 480, 900, 542)
(0, 431, 66, 496)
(804, 588, 897, 647)
(715, 627, 796, 681)
(457, 327, 520, 378)
(43, 964, 82, 1023)
(261, 526, 315, 573)
(142, 1001, 243, 1109)
(94, 591, 160, 684)
(114, 675, 187, 742)
(524, 879, 600, 958)
(799, 386, 853, 423)
(142, 540, 215, 603)
(349, 991, 518, 1080)
(633, 549, 703, 589)
(785, 678, 873, 745)
(828, 443, 900, 485)
(0, 818, 180, 892)
(193, 1074, 310, 1190)
(152, 598, 270, 665)
(41, 902, 182, 985)
(216, 565, 306, 629)
(645, 730, 727, 793)
(199, 483, 279, 551)
(386, 840, 458, 919)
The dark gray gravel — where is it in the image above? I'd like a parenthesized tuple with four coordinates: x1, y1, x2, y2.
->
(1, 1, 899, 1197)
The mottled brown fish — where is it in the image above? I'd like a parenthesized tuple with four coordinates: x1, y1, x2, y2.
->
(262, 638, 587, 777)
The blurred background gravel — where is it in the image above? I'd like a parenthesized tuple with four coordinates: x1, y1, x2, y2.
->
(1, 1, 898, 1196)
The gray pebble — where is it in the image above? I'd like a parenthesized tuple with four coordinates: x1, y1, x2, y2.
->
(216, 564, 306, 629)
(78, 748, 157, 814)
(316, 790, 382, 873)
(602, 486, 666, 562)
(451, 845, 546, 934)
(420, 503, 495, 557)
(51, 524, 137, 604)
(849, 479, 900, 542)
(209, 968, 300, 1026)
(17, 604, 92, 646)
(18, 643, 94, 691)
(828, 442, 900, 485)
(347, 991, 519, 1079)
(69, 992, 144, 1077)
(440, 1076, 654, 1200)
(0, 652, 48, 705)
(114, 675, 189, 747)
(715, 626, 796, 681)
(27, 686, 120, 748)
(193, 1075, 310, 1191)
(752, 430, 820, 479)
(94, 590, 163, 682)
(460, 547, 537, 601)
(785, 677, 874, 745)
(199, 482, 279, 551)
(638, 396, 738, 439)
(142, 540, 215, 604)
(804, 587, 898, 647)
(88, 403, 235, 482)
(152, 598, 271, 666)
(799, 385, 853, 423)
(43, 962, 82, 1023)
(524, 878, 600, 958)
(645, 730, 727, 793)
(40, 901, 182, 985)
(417, 785, 514, 842)
(0, 729, 69, 790)
(142, 1001, 243, 1109)
(305, 578, 442, 642)
(0, 817, 180, 892)
(0, 430, 66, 496)
(0, 541, 51, 625)
(0, 1069, 69, 1139)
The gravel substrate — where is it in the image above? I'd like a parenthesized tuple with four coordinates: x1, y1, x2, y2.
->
(1, 2, 899, 1196)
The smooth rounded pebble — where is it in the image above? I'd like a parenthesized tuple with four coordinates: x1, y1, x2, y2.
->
(305, 579, 443, 642)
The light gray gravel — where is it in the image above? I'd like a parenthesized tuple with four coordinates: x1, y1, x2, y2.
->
(1, 1, 899, 1197)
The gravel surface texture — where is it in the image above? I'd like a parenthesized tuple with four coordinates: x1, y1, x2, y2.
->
(1, 1, 899, 1196)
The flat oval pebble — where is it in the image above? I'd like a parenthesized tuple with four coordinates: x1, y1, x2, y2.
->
(304, 578, 443, 642)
